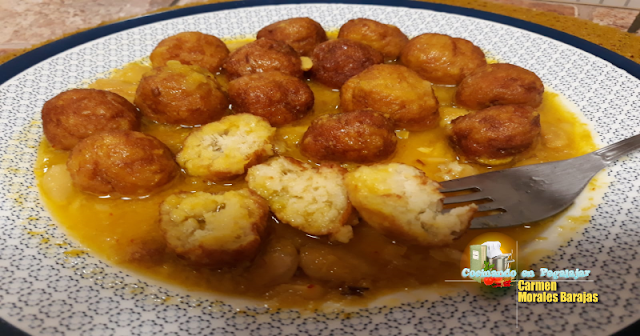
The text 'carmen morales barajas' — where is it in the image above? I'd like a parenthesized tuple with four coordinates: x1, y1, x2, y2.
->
(517, 281, 598, 303)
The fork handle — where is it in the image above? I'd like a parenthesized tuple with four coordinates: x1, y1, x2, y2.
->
(593, 133, 640, 164)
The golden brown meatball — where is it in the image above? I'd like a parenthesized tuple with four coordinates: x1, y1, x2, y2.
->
(310, 39, 384, 89)
(455, 63, 545, 110)
(400, 33, 486, 85)
(451, 105, 541, 164)
(338, 18, 408, 61)
(341, 64, 439, 131)
(257, 17, 327, 57)
(134, 61, 228, 126)
(223, 38, 303, 81)
(300, 110, 397, 163)
(159, 189, 269, 268)
(67, 130, 178, 196)
(41, 89, 139, 150)
(150, 32, 230, 73)
(228, 72, 314, 127)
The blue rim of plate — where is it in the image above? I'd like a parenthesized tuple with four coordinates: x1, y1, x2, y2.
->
(1, 0, 640, 85)
(1, 1, 639, 335)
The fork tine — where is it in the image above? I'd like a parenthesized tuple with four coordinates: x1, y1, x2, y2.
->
(442, 192, 491, 205)
(470, 212, 519, 229)
(476, 203, 502, 212)
(438, 177, 481, 193)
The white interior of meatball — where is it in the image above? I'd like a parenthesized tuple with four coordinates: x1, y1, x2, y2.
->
(160, 189, 265, 251)
(177, 113, 275, 178)
(345, 163, 475, 245)
(246, 157, 353, 242)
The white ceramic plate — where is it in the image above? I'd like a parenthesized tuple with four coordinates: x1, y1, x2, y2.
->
(1, 1, 639, 335)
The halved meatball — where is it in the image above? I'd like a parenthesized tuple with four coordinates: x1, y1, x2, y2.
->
(400, 33, 486, 85)
(159, 189, 269, 268)
(223, 38, 303, 81)
(228, 72, 314, 127)
(257, 17, 327, 56)
(66, 130, 178, 196)
(134, 61, 228, 126)
(310, 39, 383, 89)
(338, 18, 408, 61)
(150, 32, 230, 73)
(300, 110, 397, 163)
(455, 63, 545, 110)
(341, 64, 439, 131)
(246, 156, 355, 243)
(344, 163, 476, 247)
(451, 105, 541, 165)
(177, 113, 276, 181)
(42, 89, 139, 150)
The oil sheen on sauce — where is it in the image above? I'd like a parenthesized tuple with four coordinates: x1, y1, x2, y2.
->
(34, 39, 598, 309)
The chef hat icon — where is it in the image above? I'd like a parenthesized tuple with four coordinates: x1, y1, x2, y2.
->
(482, 241, 502, 259)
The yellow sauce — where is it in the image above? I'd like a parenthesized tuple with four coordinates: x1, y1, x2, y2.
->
(34, 39, 598, 309)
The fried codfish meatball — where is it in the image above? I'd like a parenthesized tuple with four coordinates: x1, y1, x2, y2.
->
(300, 110, 397, 163)
(41, 89, 140, 150)
(257, 17, 327, 56)
(228, 72, 314, 127)
(345, 163, 476, 247)
(223, 38, 303, 81)
(159, 189, 269, 268)
(338, 18, 408, 61)
(310, 39, 384, 89)
(451, 105, 541, 165)
(455, 63, 545, 110)
(150, 32, 230, 73)
(341, 64, 439, 131)
(246, 156, 354, 243)
(134, 61, 228, 126)
(67, 130, 178, 196)
(177, 113, 275, 181)
(400, 33, 486, 85)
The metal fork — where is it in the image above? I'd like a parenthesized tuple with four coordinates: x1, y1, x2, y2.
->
(440, 134, 640, 228)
